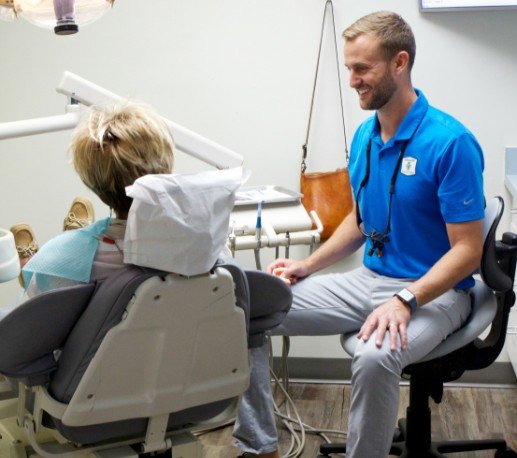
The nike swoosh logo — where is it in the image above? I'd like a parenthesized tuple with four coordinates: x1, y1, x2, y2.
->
(463, 199, 474, 206)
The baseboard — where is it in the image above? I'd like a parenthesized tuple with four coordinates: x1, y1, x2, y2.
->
(272, 357, 517, 385)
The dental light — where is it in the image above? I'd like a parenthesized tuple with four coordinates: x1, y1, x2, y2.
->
(0, 0, 114, 35)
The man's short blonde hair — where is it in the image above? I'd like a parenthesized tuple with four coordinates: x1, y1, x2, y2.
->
(343, 11, 416, 71)
(70, 102, 174, 216)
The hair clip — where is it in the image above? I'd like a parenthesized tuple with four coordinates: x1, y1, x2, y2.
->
(103, 130, 117, 142)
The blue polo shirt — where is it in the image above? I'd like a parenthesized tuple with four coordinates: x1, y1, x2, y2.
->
(349, 90, 484, 289)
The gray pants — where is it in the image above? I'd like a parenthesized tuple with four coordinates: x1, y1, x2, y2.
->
(233, 267, 471, 457)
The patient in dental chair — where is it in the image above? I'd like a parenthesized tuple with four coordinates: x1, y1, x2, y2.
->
(12, 101, 174, 302)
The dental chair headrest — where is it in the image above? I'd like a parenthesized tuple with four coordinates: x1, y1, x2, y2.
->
(124, 167, 249, 276)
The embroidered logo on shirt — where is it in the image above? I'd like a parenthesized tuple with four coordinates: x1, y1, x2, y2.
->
(401, 157, 417, 176)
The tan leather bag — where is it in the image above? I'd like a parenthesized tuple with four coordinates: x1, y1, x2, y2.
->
(301, 167, 353, 240)
(300, 0, 352, 240)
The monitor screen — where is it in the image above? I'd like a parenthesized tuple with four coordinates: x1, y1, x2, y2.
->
(420, 0, 517, 11)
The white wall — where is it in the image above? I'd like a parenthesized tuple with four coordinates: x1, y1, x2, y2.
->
(1, 0, 516, 363)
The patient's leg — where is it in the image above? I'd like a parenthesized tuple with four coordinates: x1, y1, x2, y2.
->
(10, 196, 95, 288)
(9, 223, 39, 287)
(63, 196, 95, 231)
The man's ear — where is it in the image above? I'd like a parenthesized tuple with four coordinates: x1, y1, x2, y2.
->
(392, 51, 410, 75)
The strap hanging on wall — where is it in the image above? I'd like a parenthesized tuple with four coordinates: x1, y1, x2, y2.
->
(302, 0, 348, 172)
(300, 0, 353, 241)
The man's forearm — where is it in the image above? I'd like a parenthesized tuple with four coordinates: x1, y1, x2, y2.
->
(406, 220, 483, 307)
(304, 207, 365, 275)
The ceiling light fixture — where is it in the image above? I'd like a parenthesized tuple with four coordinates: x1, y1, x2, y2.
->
(0, 0, 114, 35)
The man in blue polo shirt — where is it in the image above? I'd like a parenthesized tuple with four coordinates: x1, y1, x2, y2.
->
(233, 11, 484, 458)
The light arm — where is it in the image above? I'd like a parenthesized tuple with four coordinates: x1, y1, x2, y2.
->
(56, 72, 244, 169)
(0, 111, 80, 140)
(0, 71, 244, 170)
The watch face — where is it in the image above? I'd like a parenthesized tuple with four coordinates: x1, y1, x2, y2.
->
(398, 288, 414, 302)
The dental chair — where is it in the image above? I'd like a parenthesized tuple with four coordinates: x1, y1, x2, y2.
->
(0, 261, 292, 457)
(319, 196, 517, 458)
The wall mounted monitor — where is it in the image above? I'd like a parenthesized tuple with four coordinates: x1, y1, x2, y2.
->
(420, 0, 517, 11)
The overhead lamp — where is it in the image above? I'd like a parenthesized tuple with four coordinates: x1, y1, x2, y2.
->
(0, 0, 114, 35)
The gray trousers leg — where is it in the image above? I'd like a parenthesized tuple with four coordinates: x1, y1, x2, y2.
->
(233, 345, 279, 455)
(233, 267, 471, 457)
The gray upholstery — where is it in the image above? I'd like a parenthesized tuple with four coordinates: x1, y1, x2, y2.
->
(45, 398, 233, 444)
(216, 260, 251, 335)
(245, 270, 293, 347)
(48, 266, 158, 403)
(0, 282, 96, 383)
(217, 259, 292, 348)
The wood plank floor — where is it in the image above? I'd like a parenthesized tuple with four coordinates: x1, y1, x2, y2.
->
(198, 383, 517, 457)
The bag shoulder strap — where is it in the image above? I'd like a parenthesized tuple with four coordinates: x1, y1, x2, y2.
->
(302, 0, 349, 172)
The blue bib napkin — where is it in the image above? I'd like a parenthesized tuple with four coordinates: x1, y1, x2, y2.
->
(23, 217, 110, 289)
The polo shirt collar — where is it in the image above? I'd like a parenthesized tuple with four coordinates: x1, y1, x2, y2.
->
(371, 89, 428, 148)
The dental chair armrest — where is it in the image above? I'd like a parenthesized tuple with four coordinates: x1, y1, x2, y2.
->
(215, 259, 251, 334)
(245, 270, 292, 348)
(214, 260, 292, 348)
(0, 282, 96, 383)
(2, 354, 57, 386)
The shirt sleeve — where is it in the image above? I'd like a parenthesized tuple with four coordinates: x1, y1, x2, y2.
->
(437, 132, 485, 223)
(348, 119, 374, 197)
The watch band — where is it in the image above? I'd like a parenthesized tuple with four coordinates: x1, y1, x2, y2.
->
(395, 288, 417, 313)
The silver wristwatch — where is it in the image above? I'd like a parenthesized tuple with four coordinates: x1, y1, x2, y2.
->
(394, 288, 417, 313)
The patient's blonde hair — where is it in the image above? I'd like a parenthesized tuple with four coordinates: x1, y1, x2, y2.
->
(70, 102, 174, 217)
